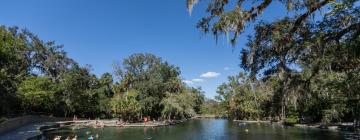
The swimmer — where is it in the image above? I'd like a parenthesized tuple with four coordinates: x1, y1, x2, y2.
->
(88, 135, 94, 140)
(53, 136, 61, 140)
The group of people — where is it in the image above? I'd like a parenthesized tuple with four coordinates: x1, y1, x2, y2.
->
(87, 134, 100, 140)
(53, 135, 98, 140)
(53, 135, 77, 140)
(72, 115, 79, 121)
(116, 119, 126, 126)
(94, 120, 105, 128)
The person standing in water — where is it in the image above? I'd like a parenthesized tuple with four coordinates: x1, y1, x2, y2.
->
(88, 135, 94, 140)
(53, 136, 61, 140)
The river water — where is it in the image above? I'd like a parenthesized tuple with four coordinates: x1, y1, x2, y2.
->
(43, 119, 351, 140)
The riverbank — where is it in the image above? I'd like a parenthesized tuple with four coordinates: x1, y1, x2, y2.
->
(27, 119, 187, 140)
(233, 119, 359, 132)
(2, 116, 358, 140)
(0, 115, 70, 134)
(58, 119, 186, 128)
(0, 116, 188, 140)
(0, 115, 71, 140)
(292, 122, 359, 131)
(193, 114, 224, 119)
(233, 120, 270, 123)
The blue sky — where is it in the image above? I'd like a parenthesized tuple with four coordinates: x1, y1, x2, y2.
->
(0, 0, 290, 99)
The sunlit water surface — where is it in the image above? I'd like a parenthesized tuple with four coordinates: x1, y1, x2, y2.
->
(43, 119, 352, 140)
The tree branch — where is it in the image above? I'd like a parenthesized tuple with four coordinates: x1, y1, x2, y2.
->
(326, 22, 360, 41)
(290, 0, 331, 33)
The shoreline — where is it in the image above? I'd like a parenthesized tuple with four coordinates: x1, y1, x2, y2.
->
(0, 116, 188, 140)
(233, 119, 358, 132)
(25, 119, 188, 140)
(60, 119, 186, 127)
(233, 120, 270, 123)
(26, 119, 187, 140)
(1, 117, 358, 140)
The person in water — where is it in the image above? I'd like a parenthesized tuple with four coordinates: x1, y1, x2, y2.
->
(53, 136, 61, 140)
(88, 135, 94, 140)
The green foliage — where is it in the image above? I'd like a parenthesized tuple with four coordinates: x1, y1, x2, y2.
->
(200, 99, 224, 117)
(188, 0, 334, 45)
(0, 26, 74, 115)
(161, 91, 197, 120)
(201, 0, 360, 125)
(0, 23, 204, 121)
(110, 90, 140, 121)
(285, 116, 299, 125)
(112, 53, 193, 119)
(188, 87, 205, 114)
(284, 106, 299, 125)
(216, 72, 272, 120)
(0, 26, 31, 114)
(17, 76, 58, 113)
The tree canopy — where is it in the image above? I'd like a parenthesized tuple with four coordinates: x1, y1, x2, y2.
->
(0, 27, 205, 121)
(190, 0, 359, 126)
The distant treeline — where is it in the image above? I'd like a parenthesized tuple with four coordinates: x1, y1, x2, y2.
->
(0, 26, 205, 121)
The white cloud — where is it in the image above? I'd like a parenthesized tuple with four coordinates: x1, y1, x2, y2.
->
(192, 78, 204, 82)
(183, 78, 204, 85)
(183, 80, 194, 85)
(200, 72, 221, 78)
(224, 67, 230, 71)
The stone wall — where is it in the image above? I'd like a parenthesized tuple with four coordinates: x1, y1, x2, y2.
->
(0, 115, 69, 134)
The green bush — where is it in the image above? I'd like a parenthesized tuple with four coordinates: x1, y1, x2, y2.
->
(285, 116, 299, 125)
(284, 105, 299, 125)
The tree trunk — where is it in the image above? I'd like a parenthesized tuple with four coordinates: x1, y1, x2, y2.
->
(281, 98, 286, 121)
(64, 110, 68, 118)
(279, 54, 287, 122)
(250, 82, 260, 120)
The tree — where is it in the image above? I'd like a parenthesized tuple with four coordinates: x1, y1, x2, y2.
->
(0, 26, 75, 115)
(161, 91, 197, 120)
(17, 76, 58, 113)
(110, 90, 140, 121)
(0, 26, 29, 115)
(187, 0, 335, 45)
(0, 25, 205, 121)
(189, 87, 205, 114)
(113, 53, 183, 118)
(99, 72, 114, 97)
(189, 0, 359, 124)
(31, 43, 74, 82)
(200, 98, 223, 116)
(216, 72, 271, 120)
(58, 64, 98, 117)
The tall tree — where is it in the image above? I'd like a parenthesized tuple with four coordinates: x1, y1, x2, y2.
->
(190, 0, 360, 124)
(17, 76, 58, 113)
(113, 53, 183, 118)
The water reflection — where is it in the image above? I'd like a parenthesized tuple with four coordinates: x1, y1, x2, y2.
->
(44, 119, 346, 140)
